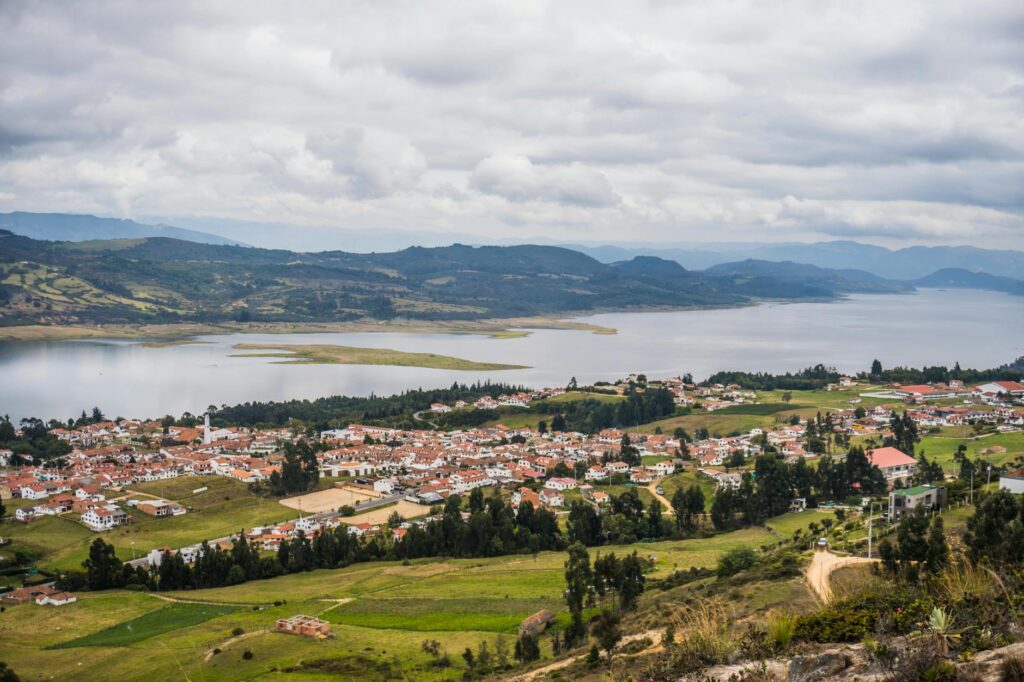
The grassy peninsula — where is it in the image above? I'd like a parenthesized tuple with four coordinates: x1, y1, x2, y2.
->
(231, 343, 529, 370)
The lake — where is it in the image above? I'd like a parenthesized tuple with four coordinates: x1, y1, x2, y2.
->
(1, 288, 1021, 422)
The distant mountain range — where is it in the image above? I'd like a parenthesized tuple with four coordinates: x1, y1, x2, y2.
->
(0, 230, 958, 328)
(571, 241, 1024, 280)
(0, 212, 247, 247)
(0, 212, 1020, 329)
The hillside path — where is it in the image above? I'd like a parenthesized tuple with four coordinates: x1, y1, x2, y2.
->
(647, 477, 674, 513)
(806, 550, 878, 603)
(507, 628, 664, 681)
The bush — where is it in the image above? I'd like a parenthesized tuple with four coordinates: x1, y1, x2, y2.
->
(716, 547, 758, 577)
(765, 610, 797, 653)
(242, 649, 254, 660)
(1002, 652, 1024, 682)
(232, 627, 245, 637)
(794, 589, 928, 643)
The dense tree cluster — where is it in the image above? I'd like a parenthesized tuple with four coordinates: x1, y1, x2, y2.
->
(864, 358, 1024, 385)
(267, 439, 320, 495)
(703, 364, 840, 391)
(566, 486, 702, 548)
(536, 387, 677, 433)
(561, 542, 646, 651)
(209, 382, 528, 429)
(710, 451, 886, 530)
(0, 415, 71, 464)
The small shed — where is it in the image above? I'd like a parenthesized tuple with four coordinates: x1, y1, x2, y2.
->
(518, 609, 555, 638)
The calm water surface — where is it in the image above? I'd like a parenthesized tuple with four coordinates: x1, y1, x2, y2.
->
(1, 289, 1020, 421)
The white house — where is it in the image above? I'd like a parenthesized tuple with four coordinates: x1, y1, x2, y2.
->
(585, 465, 608, 481)
(81, 505, 129, 531)
(539, 489, 564, 507)
(544, 477, 577, 491)
(1000, 469, 1024, 494)
(373, 478, 398, 495)
(36, 592, 77, 606)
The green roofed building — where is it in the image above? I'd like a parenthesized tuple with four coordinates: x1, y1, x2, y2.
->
(888, 484, 947, 521)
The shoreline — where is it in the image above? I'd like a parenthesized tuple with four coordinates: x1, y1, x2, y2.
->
(0, 316, 619, 344)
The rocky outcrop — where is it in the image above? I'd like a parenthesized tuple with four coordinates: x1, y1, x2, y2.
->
(680, 641, 1024, 681)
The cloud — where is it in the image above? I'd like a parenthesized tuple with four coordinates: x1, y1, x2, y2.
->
(470, 155, 619, 207)
(0, 0, 1021, 248)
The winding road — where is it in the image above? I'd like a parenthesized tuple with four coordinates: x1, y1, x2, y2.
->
(805, 550, 878, 603)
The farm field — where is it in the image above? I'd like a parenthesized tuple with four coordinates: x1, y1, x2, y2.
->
(3, 477, 296, 571)
(915, 429, 1024, 473)
(280, 485, 377, 513)
(343, 500, 430, 525)
(0, 526, 774, 681)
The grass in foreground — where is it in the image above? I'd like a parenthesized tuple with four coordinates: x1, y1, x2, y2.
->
(231, 343, 529, 371)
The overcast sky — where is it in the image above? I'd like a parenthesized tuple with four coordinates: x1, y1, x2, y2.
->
(1, 1, 1023, 248)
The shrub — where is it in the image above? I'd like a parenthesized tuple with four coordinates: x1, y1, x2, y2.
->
(795, 589, 927, 643)
(765, 610, 797, 653)
(1002, 651, 1024, 682)
(232, 627, 245, 637)
(716, 547, 758, 577)
(242, 649, 254, 660)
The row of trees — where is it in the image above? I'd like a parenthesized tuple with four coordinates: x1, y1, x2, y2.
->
(534, 386, 678, 434)
(66, 487, 667, 593)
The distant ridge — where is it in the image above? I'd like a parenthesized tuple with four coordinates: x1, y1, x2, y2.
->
(571, 241, 1024, 280)
(0, 212, 247, 247)
(912, 268, 1024, 296)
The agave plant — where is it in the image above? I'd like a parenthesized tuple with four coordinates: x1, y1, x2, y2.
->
(926, 607, 960, 656)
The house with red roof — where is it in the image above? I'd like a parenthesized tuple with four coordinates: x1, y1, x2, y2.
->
(867, 447, 917, 483)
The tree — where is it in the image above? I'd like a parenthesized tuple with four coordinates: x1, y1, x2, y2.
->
(925, 514, 948, 574)
(618, 552, 646, 611)
(870, 359, 883, 376)
(586, 645, 602, 669)
(672, 488, 688, 532)
(83, 538, 123, 590)
(514, 634, 540, 663)
(646, 499, 663, 538)
(964, 490, 1024, 565)
(0, 662, 20, 682)
(591, 610, 622, 664)
(563, 542, 592, 646)
(551, 414, 567, 432)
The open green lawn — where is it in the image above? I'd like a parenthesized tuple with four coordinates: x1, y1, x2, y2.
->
(0, 526, 774, 681)
(52, 602, 240, 648)
(765, 509, 837, 538)
(2, 477, 296, 571)
(917, 429, 1024, 473)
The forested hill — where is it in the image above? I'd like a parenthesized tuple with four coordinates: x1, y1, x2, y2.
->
(0, 230, 913, 326)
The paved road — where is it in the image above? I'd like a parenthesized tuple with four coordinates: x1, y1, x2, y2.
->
(412, 410, 440, 429)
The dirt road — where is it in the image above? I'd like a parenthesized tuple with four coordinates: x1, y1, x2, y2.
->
(806, 550, 878, 603)
(647, 477, 674, 513)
